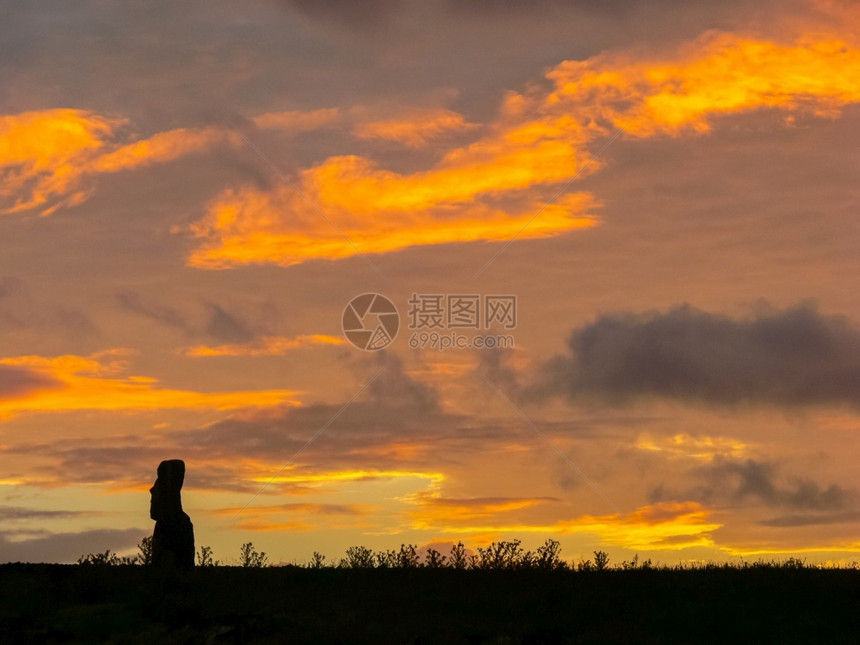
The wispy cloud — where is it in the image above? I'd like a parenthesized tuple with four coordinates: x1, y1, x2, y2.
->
(187, 180, 598, 269)
(183, 334, 343, 357)
(0, 351, 299, 418)
(403, 491, 558, 530)
(0, 109, 238, 215)
(354, 109, 478, 148)
(634, 433, 750, 462)
(253, 108, 341, 132)
(546, 32, 860, 136)
(1, 106, 341, 217)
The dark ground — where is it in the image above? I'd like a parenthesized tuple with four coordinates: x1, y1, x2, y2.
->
(1, 564, 858, 644)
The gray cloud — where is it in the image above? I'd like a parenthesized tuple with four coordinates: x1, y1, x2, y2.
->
(703, 458, 854, 510)
(0, 506, 94, 521)
(0, 365, 63, 398)
(365, 351, 439, 413)
(203, 302, 254, 343)
(0, 276, 97, 338)
(759, 510, 860, 527)
(116, 291, 264, 342)
(115, 291, 188, 332)
(535, 303, 860, 408)
(0, 528, 146, 564)
(651, 457, 856, 512)
(475, 346, 520, 398)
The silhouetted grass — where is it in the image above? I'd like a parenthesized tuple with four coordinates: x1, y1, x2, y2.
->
(2, 558, 858, 644)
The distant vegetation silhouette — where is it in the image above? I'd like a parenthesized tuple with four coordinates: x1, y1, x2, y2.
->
(17, 538, 856, 644)
(78, 537, 842, 574)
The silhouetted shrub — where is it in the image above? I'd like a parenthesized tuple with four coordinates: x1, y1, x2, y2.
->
(396, 544, 420, 568)
(476, 540, 525, 570)
(593, 550, 610, 571)
(535, 539, 565, 570)
(620, 554, 639, 570)
(76, 549, 137, 565)
(374, 549, 397, 568)
(197, 545, 219, 567)
(449, 541, 469, 569)
(308, 551, 327, 568)
(576, 558, 593, 572)
(341, 545, 375, 568)
(137, 536, 153, 566)
(239, 542, 268, 568)
(424, 547, 448, 568)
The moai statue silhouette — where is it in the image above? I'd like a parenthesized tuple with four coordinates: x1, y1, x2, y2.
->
(149, 459, 194, 568)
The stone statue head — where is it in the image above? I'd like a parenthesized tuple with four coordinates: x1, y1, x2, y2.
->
(149, 459, 185, 521)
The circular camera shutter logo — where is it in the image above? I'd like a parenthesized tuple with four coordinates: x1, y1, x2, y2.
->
(342, 293, 399, 351)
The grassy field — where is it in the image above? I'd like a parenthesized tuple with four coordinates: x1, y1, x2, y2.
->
(1, 562, 858, 644)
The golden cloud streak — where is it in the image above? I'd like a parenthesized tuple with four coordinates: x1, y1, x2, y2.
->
(187, 190, 597, 269)
(0, 110, 238, 215)
(235, 519, 316, 533)
(0, 352, 300, 418)
(409, 501, 722, 551)
(405, 491, 556, 528)
(721, 542, 860, 557)
(0, 109, 121, 214)
(635, 433, 750, 461)
(547, 33, 860, 136)
(1, 107, 337, 216)
(209, 503, 376, 517)
(253, 108, 340, 131)
(256, 469, 446, 485)
(354, 109, 478, 148)
(90, 127, 238, 173)
(183, 334, 344, 357)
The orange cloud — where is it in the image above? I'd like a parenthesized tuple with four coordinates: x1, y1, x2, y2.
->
(0, 352, 299, 418)
(406, 500, 722, 551)
(347, 441, 432, 461)
(90, 126, 238, 173)
(210, 503, 375, 517)
(722, 541, 860, 557)
(188, 187, 597, 269)
(253, 108, 341, 131)
(0, 109, 239, 215)
(1, 106, 339, 217)
(186, 29, 860, 268)
(547, 32, 860, 136)
(635, 433, 750, 461)
(354, 109, 478, 148)
(235, 519, 317, 532)
(229, 502, 380, 532)
(0, 109, 121, 214)
(257, 469, 445, 486)
(403, 491, 557, 530)
(183, 334, 344, 357)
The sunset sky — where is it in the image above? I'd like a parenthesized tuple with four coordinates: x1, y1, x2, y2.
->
(2, 0, 860, 565)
